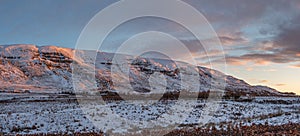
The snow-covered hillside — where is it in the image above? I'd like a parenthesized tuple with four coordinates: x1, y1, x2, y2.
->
(0, 44, 295, 97)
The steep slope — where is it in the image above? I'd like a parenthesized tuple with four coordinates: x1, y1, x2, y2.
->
(0, 44, 73, 91)
(0, 44, 295, 97)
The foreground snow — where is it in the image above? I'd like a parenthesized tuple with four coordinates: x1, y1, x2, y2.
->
(0, 93, 299, 135)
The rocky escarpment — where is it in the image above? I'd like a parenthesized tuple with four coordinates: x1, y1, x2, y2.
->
(0, 45, 73, 91)
(0, 44, 296, 97)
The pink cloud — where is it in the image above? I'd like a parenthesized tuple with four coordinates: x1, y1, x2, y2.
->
(274, 84, 286, 86)
(259, 80, 269, 83)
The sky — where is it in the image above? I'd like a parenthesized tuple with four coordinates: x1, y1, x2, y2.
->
(0, 0, 300, 94)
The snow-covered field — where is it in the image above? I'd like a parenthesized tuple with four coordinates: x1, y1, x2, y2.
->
(0, 93, 299, 135)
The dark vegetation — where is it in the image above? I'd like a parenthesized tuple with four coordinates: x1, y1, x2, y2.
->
(166, 123, 300, 136)
(9, 123, 300, 136)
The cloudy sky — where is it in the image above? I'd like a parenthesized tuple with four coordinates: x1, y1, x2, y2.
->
(0, 0, 300, 94)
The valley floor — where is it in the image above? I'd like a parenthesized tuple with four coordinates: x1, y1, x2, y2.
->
(0, 93, 299, 135)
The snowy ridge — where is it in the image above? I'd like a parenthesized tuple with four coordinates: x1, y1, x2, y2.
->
(0, 44, 295, 96)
